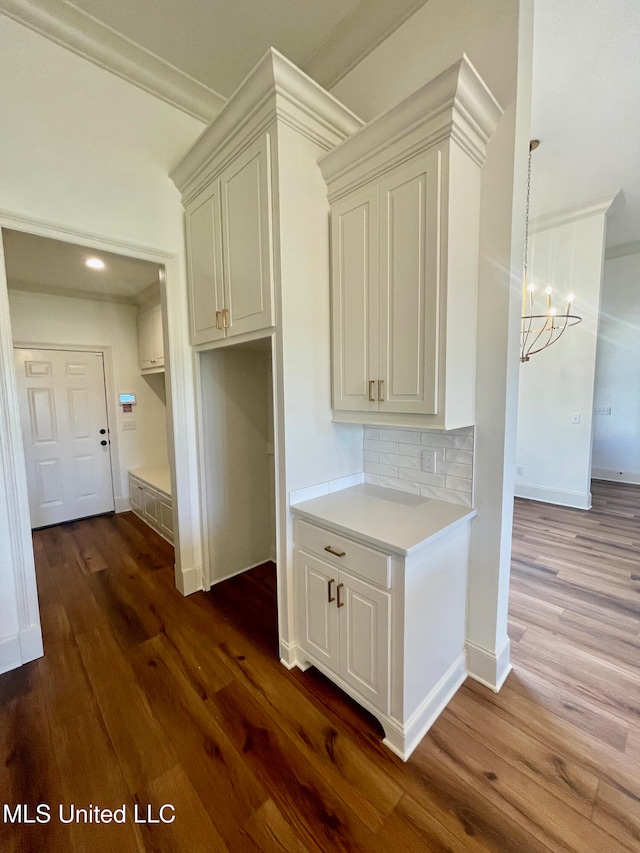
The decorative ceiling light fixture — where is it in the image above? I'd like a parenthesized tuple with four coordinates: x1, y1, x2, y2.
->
(520, 140, 581, 362)
(85, 257, 105, 270)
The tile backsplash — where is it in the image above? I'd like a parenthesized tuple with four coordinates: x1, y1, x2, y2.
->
(363, 426, 474, 506)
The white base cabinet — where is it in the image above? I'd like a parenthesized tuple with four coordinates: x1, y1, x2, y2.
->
(128, 468, 173, 544)
(292, 498, 473, 761)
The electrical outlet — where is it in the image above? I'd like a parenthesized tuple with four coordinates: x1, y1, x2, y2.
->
(122, 420, 137, 431)
(422, 450, 436, 473)
(516, 465, 524, 475)
(594, 406, 611, 416)
(571, 412, 581, 424)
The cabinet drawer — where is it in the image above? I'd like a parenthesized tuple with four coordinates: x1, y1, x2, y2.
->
(296, 520, 390, 589)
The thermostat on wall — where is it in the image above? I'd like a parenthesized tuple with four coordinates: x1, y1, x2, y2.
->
(119, 393, 136, 405)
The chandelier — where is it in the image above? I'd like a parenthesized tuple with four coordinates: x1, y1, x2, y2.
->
(521, 140, 581, 362)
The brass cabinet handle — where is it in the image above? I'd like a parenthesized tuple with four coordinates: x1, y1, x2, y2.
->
(327, 578, 336, 603)
(215, 310, 222, 330)
(368, 380, 375, 402)
(378, 379, 384, 402)
(222, 308, 230, 328)
(337, 582, 344, 608)
(324, 545, 345, 558)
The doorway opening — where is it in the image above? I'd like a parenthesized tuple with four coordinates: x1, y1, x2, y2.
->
(3, 227, 171, 534)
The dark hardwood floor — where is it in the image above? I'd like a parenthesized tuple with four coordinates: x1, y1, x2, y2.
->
(1, 479, 639, 851)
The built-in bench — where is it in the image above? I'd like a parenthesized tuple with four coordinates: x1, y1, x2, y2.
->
(128, 465, 173, 544)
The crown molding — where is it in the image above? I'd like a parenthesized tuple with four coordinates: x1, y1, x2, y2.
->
(531, 191, 623, 234)
(605, 239, 640, 260)
(302, 0, 429, 90)
(0, 0, 225, 122)
(319, 54, 503, 198)
(7, 278, 138, 306)
(170, 47, 363, 198)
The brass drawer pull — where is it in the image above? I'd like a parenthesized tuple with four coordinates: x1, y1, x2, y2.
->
(327, 578, 336, 603)
(337, 582, 344, 608)
(215, 310, 222, 330)
(378, 379, 384, 402)
(368, 380, 375, 402)
(324, 545, 345, 558)
(222, 308, 230, 328)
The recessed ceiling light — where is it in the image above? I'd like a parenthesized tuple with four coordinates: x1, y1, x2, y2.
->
(85, 257, 105, 270)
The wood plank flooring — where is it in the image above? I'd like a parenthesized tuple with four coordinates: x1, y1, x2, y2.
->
(1, 478, 639, 851)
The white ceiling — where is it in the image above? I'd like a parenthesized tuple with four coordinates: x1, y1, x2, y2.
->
(531, 0, 640, 247)
(2, 229, 160, 303)
(0, 0, 638, 248)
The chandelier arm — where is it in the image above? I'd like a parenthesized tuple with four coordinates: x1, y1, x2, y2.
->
(523, 315, 574, 358)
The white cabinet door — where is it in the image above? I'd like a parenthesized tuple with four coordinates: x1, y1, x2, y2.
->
(129, 476, 143, 513)
(186, 181, 225, 345)
(152, 304, 164, 367)
(339, 572, 390, 713)
(137, 309, 155, 370)
(378, 151, 440, 415)
(330, 186, 378, 413)
(220, 134, 274, 338)
(297, 552, 340, 672)
(143, 485, 159, 525)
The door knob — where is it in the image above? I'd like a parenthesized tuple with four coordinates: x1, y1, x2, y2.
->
(100, 429, 106, 434)
(100, 440, 108, 446)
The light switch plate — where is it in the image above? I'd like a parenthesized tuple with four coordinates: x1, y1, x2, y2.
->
(122, 420, 137, 431)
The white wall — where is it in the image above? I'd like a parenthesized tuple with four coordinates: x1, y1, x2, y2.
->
(0, 15, 205, 671)
(8, 289, 169, 503)
(516, 205, 610, 508)
(332, 0, 533, 689)
(592, 248, 640, 484)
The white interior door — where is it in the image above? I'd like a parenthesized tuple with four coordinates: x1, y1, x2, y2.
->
(14, 348, 115, 528)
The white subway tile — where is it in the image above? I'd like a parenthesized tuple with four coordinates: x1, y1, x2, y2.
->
(438, 462, 473, 479)
(365, 461, 400, 477)
(379, 453, 421, 470)
(398, 469, 445, 487)
(419, 484, 451, 501)
(444, 448, 473, 465)
(443, 491, 472, 506)
(364, 439, 398, 454)
(397, 442, 423, 457)
(377, 476, 421, 495)
(446, 475, 472, 493)
(364, 473, 379, 485)
(364, 450, 379, 463)
(380, 428, 421, 444)
(421, 433, 473, 450)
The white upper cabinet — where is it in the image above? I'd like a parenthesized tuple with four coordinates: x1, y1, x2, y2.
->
(186, 181, 225, 345)
(172, 49, 361, 352)
(320, 56, 502, 430)
(138, 303, 164, 372)
(219, 135, 273, 338)
(185, 135, 273, 346)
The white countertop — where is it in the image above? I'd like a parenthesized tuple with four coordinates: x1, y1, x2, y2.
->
(290, 483, 475, 556)
(129, 465, 172, 497)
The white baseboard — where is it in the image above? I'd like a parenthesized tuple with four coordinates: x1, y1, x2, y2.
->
(514, 483, 591, 509)
(0, 625, 44, 675)
(466, 637, 511, 692)
(592, 468, 640, 486)
(383, 653, 467, 761)
(174, 563, 202, 597)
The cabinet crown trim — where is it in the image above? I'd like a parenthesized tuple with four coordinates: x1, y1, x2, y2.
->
(319, 54, 502, 191)
(171, 47, 363, 194)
